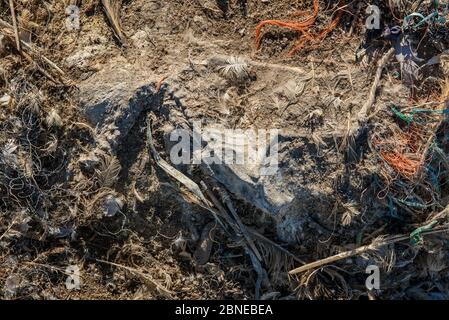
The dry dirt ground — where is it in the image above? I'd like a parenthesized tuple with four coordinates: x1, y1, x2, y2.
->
(1, 0, 449, 300)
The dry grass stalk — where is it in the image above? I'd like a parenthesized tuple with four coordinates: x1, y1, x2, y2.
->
(289, 225, 449, 275)
(101, 0, 127, 46)
(96, 259, 174, 299)
(210, 55, 309, 75)
(357, 48, 395, 122)
(8, 0, 20, 51)
(343, 48, 395, 154)
(0, 18, 65, 82)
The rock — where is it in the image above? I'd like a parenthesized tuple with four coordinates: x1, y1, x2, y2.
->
(78, 61, 155, 151)
(78, 150, 100, 171)
(0, 94, 11, 107)
(131, 30, 152, 49)
(103, 195, 124, 217)
(65, 45, 106, 68)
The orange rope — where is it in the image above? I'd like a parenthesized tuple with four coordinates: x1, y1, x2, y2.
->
(372, 120, 436, 181)
(380, 150, 423, 179)
(255, 0, 345, 56)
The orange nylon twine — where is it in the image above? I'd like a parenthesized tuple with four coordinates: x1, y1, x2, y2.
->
(255, 0, 345, 56)
(380, 151, 423, 179)
(373, 122, 433, 181)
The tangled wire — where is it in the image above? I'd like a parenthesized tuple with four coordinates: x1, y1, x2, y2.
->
(2, 86, 59, 208)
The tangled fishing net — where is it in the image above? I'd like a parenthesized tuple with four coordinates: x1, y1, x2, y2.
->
(369, 87, 449, 214)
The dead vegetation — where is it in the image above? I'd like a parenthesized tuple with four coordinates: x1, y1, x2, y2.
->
(1, 0, 449, 301)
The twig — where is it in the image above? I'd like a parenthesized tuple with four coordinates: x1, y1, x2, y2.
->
(8, 0, 20, 51)
(289, 242, 379, 276)
(210, 55, 308, 75)
(249, 60, 307, 75)
(356, 48, 395, 122)
(0, 18, 65, 82)
(20, 49, 58, 83)
(344, 48, 395, 154)
(0, 218, 17, 241)
(96, 259, 174, 298)
(217, 187, 263, 261)
(289, 225, 449, 275)
(101, 0, 127, 46)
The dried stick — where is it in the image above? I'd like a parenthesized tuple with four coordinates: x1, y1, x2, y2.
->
(289, 225, 449, 275)
(356, 48, 395, 122)
(210, 55, 308, 75)
(289, 242, 380, 275)
(0, 18, 65, 81)
(344, 48, 394, 154)
(101, 0, 127, 46)
(20, 49, 58, 83)
(96, 259, 174, 299)
(8, 0, 20, 51)
(0, 217, 18, 241)
(217, 187, 263, 261)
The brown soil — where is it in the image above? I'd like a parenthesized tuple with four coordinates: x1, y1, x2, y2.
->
(1, 0, 449, 300)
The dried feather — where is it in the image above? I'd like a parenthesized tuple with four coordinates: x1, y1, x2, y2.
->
(217, 56, 250, 80)
(45, 108, 62, 127)
(2, 139, 18, 167)
(95, 153, 121, 188)
(255, 236, 295, 276)
(340, 201, 360, 226)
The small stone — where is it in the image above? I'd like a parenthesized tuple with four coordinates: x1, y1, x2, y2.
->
(103, 195, 124, 217)
(0, 94, 12, 107)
